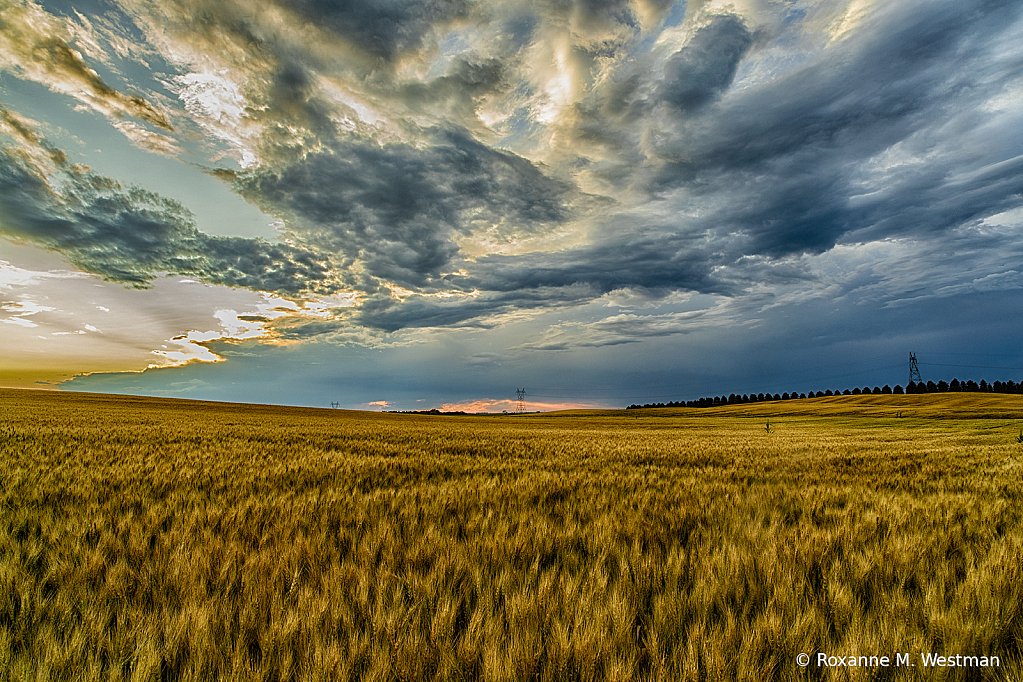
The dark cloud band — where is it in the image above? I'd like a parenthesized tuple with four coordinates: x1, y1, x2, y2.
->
(0, 135, 332, 294)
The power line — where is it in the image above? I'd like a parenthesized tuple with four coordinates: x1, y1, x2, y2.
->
(926, 351, 1023, 360)
(920, 362, 1023, 371)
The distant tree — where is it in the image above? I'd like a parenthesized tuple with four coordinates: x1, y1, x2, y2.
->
(800, 393, 807, 399)
(872, 386, 881, 394)
(980, 379, 989, 392)
(966, 380, 978, 391)
(936, 380, 948, 392)
(894, 385, 904, 394)
(781, 392, 789, 400)
(950, 378, 961, 391)
(863, 387, 872, 395)
(906, 381, 917, 394)
(772, 393, 780, 400)
(926, 381, 937, 392)
(824, 389, 833, 397)
(852, 387, 861, 395)
(882, 385, 892, 394)
(842, 389, 851, 395)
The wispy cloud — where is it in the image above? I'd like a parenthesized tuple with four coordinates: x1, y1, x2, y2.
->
(514, 304, 740, 351)
(0, 1, 172, 130)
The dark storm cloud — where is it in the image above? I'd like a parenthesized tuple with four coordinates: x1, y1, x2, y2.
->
(266, 60, 329, 125)
(555, 0, 638, 30)
(0, 137, 332, 294)
(658, 14, 754, 112)
(233, 127, 575, 291)
(287, 0, 474, 63)
(352, 283, 597, 332)
(398, 57, 509, 119)
(647, 0, 1023, 257)
(411, 221, 815, 325)
(468, 230, 724, 294)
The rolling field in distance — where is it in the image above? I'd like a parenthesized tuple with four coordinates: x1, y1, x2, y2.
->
(2, 388, 1023, 681)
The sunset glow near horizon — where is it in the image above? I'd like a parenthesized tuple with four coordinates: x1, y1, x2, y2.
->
(2, 0, 1023, 411)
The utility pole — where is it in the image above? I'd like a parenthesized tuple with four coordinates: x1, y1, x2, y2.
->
(909, 353, 921, 385)
(516, 388, 526, 414)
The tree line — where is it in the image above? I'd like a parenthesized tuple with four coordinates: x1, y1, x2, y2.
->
(626, 377, 1023, 410)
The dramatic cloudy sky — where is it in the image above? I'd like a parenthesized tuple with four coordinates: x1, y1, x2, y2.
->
(2, 0, 1022, 411)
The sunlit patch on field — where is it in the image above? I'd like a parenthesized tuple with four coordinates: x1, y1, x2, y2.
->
(1, 389, 1022, 681)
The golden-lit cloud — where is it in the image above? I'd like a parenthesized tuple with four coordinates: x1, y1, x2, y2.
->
(0, 248, 358, 385)
(0, 1, 172, 130)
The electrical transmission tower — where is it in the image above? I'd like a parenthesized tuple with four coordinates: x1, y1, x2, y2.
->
(909, 352, 921, 385)
(516, 388, 526, 414)
(330, 401, 339, 409)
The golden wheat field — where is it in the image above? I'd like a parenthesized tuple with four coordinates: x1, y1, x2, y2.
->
(2, 388, 1022, 682)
